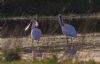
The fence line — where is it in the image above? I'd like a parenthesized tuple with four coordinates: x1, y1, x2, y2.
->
(1, 15, 100, 20)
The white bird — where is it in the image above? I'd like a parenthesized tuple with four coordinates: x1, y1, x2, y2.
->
(25, 19, 41, 41)
(57, 14, 77, 61)
(57, 14, 77, 37)
(57, 14, 77, 42)
(25, 19, 42, 57)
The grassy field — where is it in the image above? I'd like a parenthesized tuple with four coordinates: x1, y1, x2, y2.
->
(0, 34, 100, 64)
(0, 59, 100, 64)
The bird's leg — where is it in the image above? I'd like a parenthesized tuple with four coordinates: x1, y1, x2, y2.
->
(65, 36, 69, 51)
(71, 37, 73, 44)
(37, 40, 43, 59)
(36, 40, 39, 47)
(66, 36, 69, 45)
(32, 39, 34, 60)
(37, 40, 40, 49)
(37, 40, 39, 44)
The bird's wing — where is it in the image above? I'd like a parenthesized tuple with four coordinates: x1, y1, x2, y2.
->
(62, 24, 77, 37)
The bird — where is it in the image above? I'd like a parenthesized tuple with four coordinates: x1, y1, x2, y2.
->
(57, 14, 77, 43)
(57, 14, 77, 60)
(25, 19, 42, 58)
(57, 14, 77, 61)
(25, 19, 41, 42)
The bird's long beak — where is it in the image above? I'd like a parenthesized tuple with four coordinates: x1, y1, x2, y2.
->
(25, 23, 31, 31)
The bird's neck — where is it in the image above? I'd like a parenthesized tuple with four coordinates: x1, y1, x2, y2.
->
(31, 22, 35, 29)
(58, 16, 64, 26)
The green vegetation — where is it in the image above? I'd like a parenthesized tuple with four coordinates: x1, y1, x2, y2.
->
(0, 59, 100, 64)
(3, 48, 21, 61)
(1, 48, 100, 64)
(62, 60, 100, 64)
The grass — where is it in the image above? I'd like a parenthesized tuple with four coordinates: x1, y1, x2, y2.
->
(62, 59, 100, 64)
(0, 34, 100, 64)
(0, 58, 100, 64)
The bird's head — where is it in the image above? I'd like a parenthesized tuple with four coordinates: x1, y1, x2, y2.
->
(31, 19, 38, 27)
(25, 19, 38, 31)
(57, 14, 63, 19)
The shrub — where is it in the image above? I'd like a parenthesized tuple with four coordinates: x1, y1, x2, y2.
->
(3, 49, 21, 61)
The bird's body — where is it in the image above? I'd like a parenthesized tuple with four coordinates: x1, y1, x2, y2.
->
(58, 14, 77, 37)
(31, 20, 41, 41)
(61, 24, 77, 37)
(31, 28, 41, 40)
